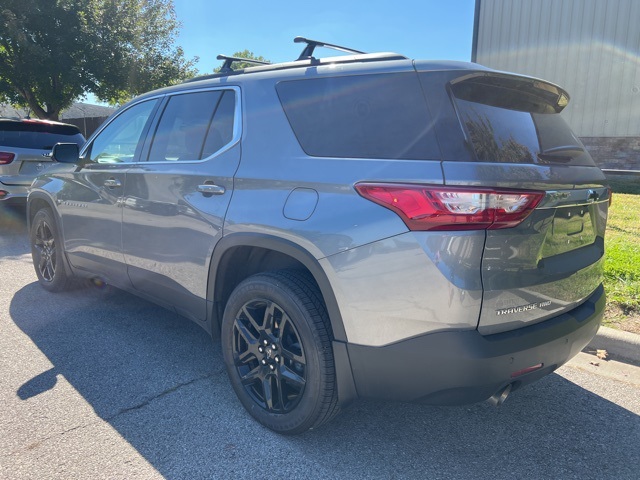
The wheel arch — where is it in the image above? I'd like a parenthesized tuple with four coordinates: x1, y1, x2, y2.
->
(208, 233, 358, 407)
(207, 233, 347, 342)
(27, 192, 58, 230)
(27, 192, 75, 277)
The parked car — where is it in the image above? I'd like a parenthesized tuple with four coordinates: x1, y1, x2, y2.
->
(0, 118, 85, 206)
(27, 38, 609, 434)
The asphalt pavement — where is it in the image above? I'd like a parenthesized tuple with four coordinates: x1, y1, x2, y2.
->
(1, 206, 639, 479)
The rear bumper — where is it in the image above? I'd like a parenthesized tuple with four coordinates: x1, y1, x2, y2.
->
(345, 284, 605, 405)
(0, 181, 28, 204)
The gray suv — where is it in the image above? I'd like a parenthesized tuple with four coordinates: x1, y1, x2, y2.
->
(27, 38, 609, 434)
(0, 118, 85, 205)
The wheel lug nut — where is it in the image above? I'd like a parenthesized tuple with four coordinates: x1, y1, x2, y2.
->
(263, 339, 268, 345)
(261, 359, 267, 365)
(269, 364, 275, 371)
(274, 356, 280, 362)
(271, 344, 277, 350)
(258, 346, 264, 353)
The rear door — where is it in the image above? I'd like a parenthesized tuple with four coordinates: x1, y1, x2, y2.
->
(122, 87, 241, 322)
(420, 70, 609, 335)
(479, 183, 607, 334)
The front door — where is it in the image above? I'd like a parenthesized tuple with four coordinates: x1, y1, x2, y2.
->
(60, 99, 160, 287)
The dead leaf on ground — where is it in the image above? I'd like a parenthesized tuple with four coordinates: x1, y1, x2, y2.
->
(590, 361, 600, 367)
(596, 349, 608, 360)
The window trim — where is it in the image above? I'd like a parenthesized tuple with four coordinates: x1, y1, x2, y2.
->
(79, 86, 241, 166)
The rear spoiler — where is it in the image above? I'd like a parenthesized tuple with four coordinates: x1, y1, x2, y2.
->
(449, 72, 570, 114)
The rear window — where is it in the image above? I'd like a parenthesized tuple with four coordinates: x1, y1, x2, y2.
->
(276, 73, 440, 160)
(449, 73, 594, 166)
(0, 121, 84, 150)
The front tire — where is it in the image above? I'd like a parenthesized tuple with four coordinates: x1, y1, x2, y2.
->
(30, 209, 72, 292)
(221, 270, 339, 434)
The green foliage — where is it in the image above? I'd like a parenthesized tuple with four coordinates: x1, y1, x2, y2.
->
(0, 0, 197, 120)
(607, 176, 640, 195)
(213, 50, 270, 73)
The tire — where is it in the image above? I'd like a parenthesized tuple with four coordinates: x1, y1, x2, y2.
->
(221, 270, 340, 434)
(30, 208, 72, 292)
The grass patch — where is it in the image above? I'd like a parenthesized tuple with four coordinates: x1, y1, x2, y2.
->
(603, 181, 640, 329)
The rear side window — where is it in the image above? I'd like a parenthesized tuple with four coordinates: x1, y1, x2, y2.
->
(449, 73, 594, 166)
(276, 73, 440, 160)
(147, 90, 235, 162)
(0, 121, 84, 149)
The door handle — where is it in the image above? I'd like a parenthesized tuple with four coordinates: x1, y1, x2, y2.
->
(197, 184, 225, 196)
(104, 178, 122, 188)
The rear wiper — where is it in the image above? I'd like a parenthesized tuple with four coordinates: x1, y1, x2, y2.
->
(537, 145, 584, 163)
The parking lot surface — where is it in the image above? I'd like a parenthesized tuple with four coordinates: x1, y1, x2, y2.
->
(1, 208, 639, 479)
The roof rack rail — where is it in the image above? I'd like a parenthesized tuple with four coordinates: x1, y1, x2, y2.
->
(216, 54, 271, 73)
(294, 36, 366, 61)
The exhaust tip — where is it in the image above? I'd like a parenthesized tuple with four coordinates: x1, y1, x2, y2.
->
(487, 384, 512, 407)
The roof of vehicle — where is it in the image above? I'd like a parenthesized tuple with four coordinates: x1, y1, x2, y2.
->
(0, 117, 79, 127)
(128, 36, 562, 108)
(136, 55, 490, 103)
(0, 117, 82, 135)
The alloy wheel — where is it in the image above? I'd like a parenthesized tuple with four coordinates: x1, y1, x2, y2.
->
(232, 299, 307, 413)
(34, 220, 56, 282)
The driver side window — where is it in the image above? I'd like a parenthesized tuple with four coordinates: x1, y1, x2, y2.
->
(87, 99, 158, 163)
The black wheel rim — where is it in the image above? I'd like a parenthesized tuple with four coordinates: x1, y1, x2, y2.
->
(232, 299, 307, 414)
(34, 220, 56, 282)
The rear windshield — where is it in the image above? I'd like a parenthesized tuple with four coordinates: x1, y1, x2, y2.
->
(276, 73, 440, 160)
(449, 73, 594, 166)
(0, 121, 85, 150)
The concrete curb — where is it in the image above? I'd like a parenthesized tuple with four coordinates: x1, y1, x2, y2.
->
(586, 326, 640, 364)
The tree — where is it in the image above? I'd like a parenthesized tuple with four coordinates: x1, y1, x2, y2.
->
(0, 0, 197, 120)
(213, 50, 270, 73)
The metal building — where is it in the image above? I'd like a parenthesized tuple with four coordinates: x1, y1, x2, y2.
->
(472, 0, 640, 169)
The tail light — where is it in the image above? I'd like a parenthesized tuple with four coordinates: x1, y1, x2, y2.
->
(0, 152, 15, 165)
(355, 183, 545, 231)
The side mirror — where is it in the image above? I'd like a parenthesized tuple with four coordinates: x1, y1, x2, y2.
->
(52, 143, 80, 164)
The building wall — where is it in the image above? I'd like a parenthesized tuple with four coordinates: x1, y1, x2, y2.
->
(473, 0, 640, 139)
(581, 137, 640, 171)
(64, 116, 109, 138)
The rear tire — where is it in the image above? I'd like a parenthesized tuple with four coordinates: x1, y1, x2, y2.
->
(221, 270, 339, 434)
(30, 209, 72, 292)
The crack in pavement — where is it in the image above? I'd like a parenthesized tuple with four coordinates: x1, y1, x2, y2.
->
(4, 422, 98, 458)
(104, 371, 223, 422)
(3, 370, 224, 457)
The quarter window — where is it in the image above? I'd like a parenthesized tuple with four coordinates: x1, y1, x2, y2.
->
(276, 73, 440, 160)
(147, 90, 236, 162)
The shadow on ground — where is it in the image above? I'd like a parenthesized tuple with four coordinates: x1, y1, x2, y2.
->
(0, 206, 28, 234)
(8, 279, 640, 479)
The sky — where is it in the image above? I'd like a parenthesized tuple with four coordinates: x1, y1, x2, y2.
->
(86, 0, 477, 104)
(172, 0, 477, 74)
